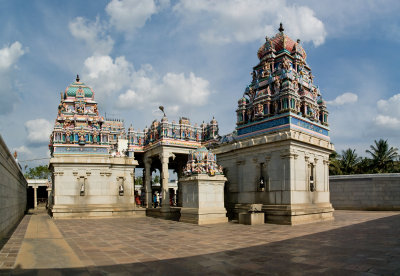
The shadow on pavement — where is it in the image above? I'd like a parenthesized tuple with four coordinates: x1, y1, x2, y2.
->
(1, 214, 399, 275)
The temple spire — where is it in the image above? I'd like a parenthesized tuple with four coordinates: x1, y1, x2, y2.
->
(76, 74, 80, 82)
(279, 22, 284, 33)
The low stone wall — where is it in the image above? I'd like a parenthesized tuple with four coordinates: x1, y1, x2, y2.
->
(0, 134, 27, 240)
(330, 174, 400, 210)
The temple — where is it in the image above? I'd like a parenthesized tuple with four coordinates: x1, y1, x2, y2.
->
(48, 76, 219, 218)
(49, 24, 334, 224)
(214, 24, 334, 224)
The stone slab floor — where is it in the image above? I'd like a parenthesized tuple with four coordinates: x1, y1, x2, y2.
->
(0, 210, 399, 275)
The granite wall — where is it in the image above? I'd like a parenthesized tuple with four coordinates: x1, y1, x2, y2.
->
(330, 174, 400, 210)
(0, 134, 27, 240)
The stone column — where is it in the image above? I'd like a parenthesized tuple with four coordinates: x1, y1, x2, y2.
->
(160, 152, 170, 209)
(33, 186, 37, 209)
(144, 157, 152, 208)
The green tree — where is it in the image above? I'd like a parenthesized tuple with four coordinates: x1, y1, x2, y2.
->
(366, 139, 398, 173)
(355, 157, 372, 174)
(24, 165, 51, 179)
(135, 176, 143, 186)
(339, 148, 361, 175)
(153, 174, 160, 184)
(329, 151, 342, 175)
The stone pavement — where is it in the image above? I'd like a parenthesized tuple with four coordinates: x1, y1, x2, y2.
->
(0, 210, 399, 275)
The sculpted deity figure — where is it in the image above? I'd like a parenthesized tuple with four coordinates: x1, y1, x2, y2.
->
(274, 101, 278, 114)
(262, 62, 271, 78)
(255, 103, 263, 115)
(251, 70, 257, 82)
(273, 77, 281, 94)
(247, 109, 253, 121)
(65, 130, 71, 143)
(79, 131, 85, 143)
(292, 79, 299, 92)
(282, 57, 291, 71)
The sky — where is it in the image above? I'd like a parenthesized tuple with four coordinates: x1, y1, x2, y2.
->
(1, 0, 400, 170)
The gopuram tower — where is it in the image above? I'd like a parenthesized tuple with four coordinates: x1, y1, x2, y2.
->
(214, 24, 334, 224)
(49, 75, 142, 218)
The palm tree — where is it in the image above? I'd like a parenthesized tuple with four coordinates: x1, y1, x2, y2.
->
(329, 151, 342, 175)
(339, 148, 361, 174)
(366, 139, 398, 173)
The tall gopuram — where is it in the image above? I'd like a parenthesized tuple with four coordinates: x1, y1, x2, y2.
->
(49, 75, 141, 218)
(214, 24, 335, 224)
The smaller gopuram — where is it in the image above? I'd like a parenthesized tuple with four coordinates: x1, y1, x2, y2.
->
(214, 24, 334, 224)
(179, 147, 227, 224)
(49, 75, 141, 218)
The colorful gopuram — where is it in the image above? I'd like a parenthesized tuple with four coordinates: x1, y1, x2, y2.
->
(214, 24, 335, 225)
(235, 23, 329, 140)
(49, 76, 141, 218)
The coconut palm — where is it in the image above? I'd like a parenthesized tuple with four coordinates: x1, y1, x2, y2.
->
(366, 139, 398, 173)
(329, 151, 342, 175)
(339, 148, 361, 174)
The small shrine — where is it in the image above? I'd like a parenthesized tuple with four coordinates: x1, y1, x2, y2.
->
(179, 147, 228, 225)
(184, 147, 223, 176)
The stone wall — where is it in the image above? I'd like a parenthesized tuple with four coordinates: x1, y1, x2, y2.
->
(0, 134, 27, 240)
(330, 174, 400, 210)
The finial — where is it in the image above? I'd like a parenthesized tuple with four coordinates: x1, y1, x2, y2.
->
(76, 74, 80, 82)
(279, 22, 284, 32)
(297, 39, 300, 43)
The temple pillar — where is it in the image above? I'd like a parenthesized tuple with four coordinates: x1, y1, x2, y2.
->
(144, 157, 152, 208)
(160, 152, 170, 210)
(33, 186, 37, 209)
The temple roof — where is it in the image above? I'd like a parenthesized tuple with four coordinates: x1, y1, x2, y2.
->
(257, 23, 306, 60)
(64, 75, 94, 98)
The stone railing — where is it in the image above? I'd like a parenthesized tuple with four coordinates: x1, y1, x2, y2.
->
(0, 134, 27, 240)
(330, 174, 400, 210)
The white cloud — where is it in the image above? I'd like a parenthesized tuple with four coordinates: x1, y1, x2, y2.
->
(0, 41, 26, 115)
(327, 92, 358, 106)
(82, 55, 211, 112)
(173, 0, 326, 46)
(106, 0, 168, 33)
(25, 119, 53, 146)
(0, 41, 25, 70)
(377, 94, 400, 118)
(373, 115, 400, 130)
(69, 17, 114, 55)
(372, 94, 400, 130)
(13, 145, 32, 156)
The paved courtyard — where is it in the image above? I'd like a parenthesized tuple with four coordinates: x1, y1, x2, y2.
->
(0, 210, 399, 275)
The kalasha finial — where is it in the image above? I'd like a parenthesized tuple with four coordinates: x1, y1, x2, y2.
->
(76, 74, 80, 82)
(279, 22, 284, 32)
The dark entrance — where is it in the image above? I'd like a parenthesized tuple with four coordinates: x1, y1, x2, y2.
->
(27, 186, 34, 209)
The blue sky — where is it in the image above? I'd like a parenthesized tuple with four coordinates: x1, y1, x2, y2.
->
(1, 0, 400, 169)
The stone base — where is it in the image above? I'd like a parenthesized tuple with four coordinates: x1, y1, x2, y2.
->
(233, 203, 334, 225)
(51, 204, 146, 218)
(238, 212, 265, 225)
(263, 203, 334, 225)
(146, 207, 181, 221)
(179, 208, 228, 225)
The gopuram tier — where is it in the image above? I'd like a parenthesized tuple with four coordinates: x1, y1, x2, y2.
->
(214, 24, 335, 225)
(236, 23, 329, 140)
